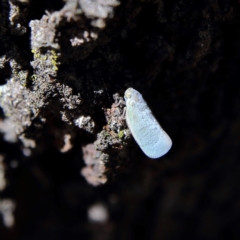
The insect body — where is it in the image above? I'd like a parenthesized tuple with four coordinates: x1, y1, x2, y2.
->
(124, 88, 172, 159)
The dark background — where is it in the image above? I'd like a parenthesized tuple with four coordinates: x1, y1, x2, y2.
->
(1, 0, 240, 239)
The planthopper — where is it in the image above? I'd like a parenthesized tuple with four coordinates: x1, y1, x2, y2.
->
(124, 88, 172, 159)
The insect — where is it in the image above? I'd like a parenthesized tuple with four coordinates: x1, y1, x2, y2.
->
(124, 88, 172, 159)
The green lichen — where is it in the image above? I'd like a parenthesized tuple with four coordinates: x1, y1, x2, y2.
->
(31, 48, 59, 71)
(17, 70, 29, 86)
(50, 50, 59, 71)
(31, 48, 41, 59)
(118, 130, 124, 139)
(30, 74, 37, 81)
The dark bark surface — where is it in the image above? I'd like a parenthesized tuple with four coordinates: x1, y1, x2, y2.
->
(1, 0, 240, 239)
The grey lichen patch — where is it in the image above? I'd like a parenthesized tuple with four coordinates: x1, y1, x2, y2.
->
(0, 55, 9, 69)
(30, 48, 60, 79)
(81, 144, 108, 186)
(81, 93, 132, 186)
(95, 93, 131, 151)
(70, 30, 98, 47)
(8, 1, 27, 35)
(58, 84, 81, 110)
(29, 15, 59, 50)
(74, 115, 95, 133)
(0, 78, 33, 135)
(17, 70, 30, 87)
(80, 0, 120, 19)
(1, 0, 125, 179)
(79, 0, 120, 28)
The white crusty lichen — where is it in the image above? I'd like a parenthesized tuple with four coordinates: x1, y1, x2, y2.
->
(74, 116, 95, 133)
(0, 78, 32, 135)
(29, 15, 59, 50)
(79, 0, 120, 18)
(81, 144, 108, 186)
(79, 0, 120, 28)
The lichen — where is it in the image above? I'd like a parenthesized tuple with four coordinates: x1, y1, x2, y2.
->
(118, 130, 125, 139)
(0, 0, 122, 158)
(81, 92, 132, 186)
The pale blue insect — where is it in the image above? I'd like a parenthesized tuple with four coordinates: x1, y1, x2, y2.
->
(124, 88, 172, 159)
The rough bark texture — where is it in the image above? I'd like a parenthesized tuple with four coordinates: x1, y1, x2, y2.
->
(0, 0, 240, 239)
